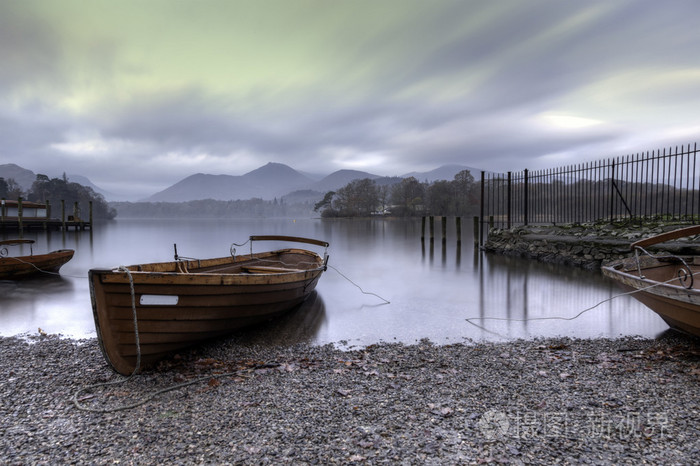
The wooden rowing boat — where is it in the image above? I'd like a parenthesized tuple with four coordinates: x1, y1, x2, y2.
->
(601, 225, 700, 338)
(0, 239, 74, 279)
(88, 235, 329, 375)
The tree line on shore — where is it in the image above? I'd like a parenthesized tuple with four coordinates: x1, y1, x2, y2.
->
(315, 170, 480, 217)
(0, 174, 116, 220)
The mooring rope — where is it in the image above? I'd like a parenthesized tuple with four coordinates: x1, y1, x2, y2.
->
(326, 264, 390, 304)
(72, 266, 257, 413)
(73, 266, 142, 412)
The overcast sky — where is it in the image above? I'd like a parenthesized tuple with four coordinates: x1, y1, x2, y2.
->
(2, 1, 700, 199)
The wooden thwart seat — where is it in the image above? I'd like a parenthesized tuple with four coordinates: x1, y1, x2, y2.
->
(241, 265, 304, 274)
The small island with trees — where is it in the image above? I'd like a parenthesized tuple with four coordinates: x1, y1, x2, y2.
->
(314, 170, 479, 218)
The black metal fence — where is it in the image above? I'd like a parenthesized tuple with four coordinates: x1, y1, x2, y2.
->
(480, 142, 699, 234)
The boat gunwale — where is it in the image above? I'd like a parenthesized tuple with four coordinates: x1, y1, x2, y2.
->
(90, 247, 325, 284)
(602, 257, 700, 303)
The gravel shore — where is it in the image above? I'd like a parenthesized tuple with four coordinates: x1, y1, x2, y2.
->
(1, 333, 698, 465)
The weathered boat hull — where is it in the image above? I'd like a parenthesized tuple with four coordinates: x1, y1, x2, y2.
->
(602, 256, 700, 338)
(0, 249, 74, 279)
(89, 244, 327, 375)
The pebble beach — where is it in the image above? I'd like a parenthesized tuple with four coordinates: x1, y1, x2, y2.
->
(1, 333, 698, 464)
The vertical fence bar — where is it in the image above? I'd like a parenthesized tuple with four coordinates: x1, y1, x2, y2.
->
(609, 160, 615, 222)
(479, 171, 485, 244)
(506, 172, 512, 229)
(523, 169, 529, 225)
(693, 143, 698, 219)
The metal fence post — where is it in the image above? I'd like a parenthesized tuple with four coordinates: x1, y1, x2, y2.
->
(507, 171, 512, 229)
(523, 168, 529, 226)
(479, 171, 485, 245)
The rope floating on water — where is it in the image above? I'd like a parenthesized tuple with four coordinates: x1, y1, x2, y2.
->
(326, 264, 390, 304)
(465, 267, 700, 337)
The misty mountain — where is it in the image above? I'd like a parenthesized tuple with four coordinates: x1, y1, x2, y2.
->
(67, 174, 114, 199)
(0, 164, 110, 197)
(144, 162, 315, 202)
(311, 169, 380, 192)
(145, 164, 483, 202)
(402, 164, 481, 183)
(0, 163, 37, 190)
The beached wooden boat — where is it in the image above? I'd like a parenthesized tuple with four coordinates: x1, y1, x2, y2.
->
(0, 239, 74, 279)
(601, 225, 700, 338)
(88, 235, 329, 375)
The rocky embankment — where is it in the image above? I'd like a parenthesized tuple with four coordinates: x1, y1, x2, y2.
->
(483, 222, 700, 270)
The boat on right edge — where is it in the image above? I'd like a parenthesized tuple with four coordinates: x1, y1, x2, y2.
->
(601, 225, 700, 338)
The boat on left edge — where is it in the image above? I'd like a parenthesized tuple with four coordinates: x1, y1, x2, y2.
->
(88, 235, 330, 375)
(0, 239, 75, 279)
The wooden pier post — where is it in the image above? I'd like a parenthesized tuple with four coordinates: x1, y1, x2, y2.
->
(89, 201, 93, 230)
(421, 216, 426, 241)
(61, 200, 66, 231)
(1, 198, 5, 222)
(456, 217, 462, 244)
(17, 197, 23, 233)
(429, 216, 435, 243)
(73, 202, 79, 231)
(473, 216, 479, 247)
(441, 216, 447, 244)
(44, 200, 50, 230)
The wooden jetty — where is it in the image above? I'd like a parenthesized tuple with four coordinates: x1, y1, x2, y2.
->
(0, 199, 92, 232)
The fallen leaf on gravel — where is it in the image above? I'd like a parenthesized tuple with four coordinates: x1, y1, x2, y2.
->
(207, 378, 220, 387)
(279, 363, 297, 372)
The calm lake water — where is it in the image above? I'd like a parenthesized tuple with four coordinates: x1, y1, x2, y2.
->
(0, 217, 668, 346)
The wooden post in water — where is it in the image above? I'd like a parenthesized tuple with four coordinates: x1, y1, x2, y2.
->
(61, 200, 66, 231)
(473, 216, 479, 247)
(441, 216, 447, 244)
(1, 198, 5, 222)
(17, 197, 23, 233)
(89, 201, 93, 230)
(44, 200, 50, 230)
(456, 217, 462, 244)
(73, 201, 79, 231)
(429, 216, 435, 243)
(421, 216, 426, 241)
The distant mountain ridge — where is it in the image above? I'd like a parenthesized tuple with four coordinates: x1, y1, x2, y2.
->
(1, 161, 482, 203)
(144, 162, 315, 202)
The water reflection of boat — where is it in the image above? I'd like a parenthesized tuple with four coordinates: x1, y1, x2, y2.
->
(0, 239, 74, 280)
(88, 235, 330, 375)
(602, 225, 700, 338)
(229, 291, 326, 346)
